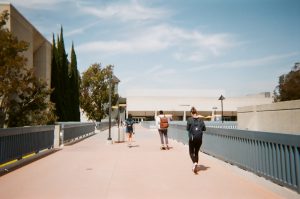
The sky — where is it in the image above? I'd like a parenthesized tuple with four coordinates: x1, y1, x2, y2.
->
(3, 0, 300, 97)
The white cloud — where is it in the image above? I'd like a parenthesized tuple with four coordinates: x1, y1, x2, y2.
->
(65, 21, 99, 37)
(189, 52, 300, 71)
(9, 0, 70, 10)
(78, 0, 170, 22)
(77, 24, 235, 58)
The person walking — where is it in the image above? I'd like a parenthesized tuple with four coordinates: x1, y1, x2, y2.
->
(186, 107, 206, 174)
(156, 110, 170, 150)
(125, 114, 134, 146)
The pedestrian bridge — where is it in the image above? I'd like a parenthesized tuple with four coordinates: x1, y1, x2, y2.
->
(0, 123, 299, 199)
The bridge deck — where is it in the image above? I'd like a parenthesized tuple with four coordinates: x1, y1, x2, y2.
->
(0, 124, 298, 199)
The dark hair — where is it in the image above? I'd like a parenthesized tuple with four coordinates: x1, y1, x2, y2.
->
(190, 107, 197, 115)
(159, 110, 163, 114)
(128, 114, 132, 119)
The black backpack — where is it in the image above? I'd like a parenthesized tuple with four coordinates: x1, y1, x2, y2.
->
(126, 119, 134, 132)
(190, 118, 205, 139)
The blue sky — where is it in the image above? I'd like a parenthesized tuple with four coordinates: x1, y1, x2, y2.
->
(5, 0, 300, 97)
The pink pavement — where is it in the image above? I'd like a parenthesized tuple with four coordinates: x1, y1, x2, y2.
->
(0, 124, 298, 199)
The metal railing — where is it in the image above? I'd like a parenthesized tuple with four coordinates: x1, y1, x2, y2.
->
(95, 120, 116, 131)
(0, 122, 96, 167)
(143, 121, 300, 193)
(59, 122, 96, 143)
(205, 121, 237, 129)
(0, 125, 54, 165)
(201, 128, 300, 193)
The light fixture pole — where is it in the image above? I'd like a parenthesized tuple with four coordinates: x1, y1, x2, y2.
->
(107, 70, 112, 142)
(212, 106, 217, 121)
(218, 95, 225, 123)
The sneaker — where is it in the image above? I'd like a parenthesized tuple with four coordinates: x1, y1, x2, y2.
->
(160, 145, 166, 150)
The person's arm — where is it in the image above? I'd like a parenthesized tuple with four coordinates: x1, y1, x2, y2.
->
(155, 116, 160, 129)
(186, 118, 191, 131)
(202, 120, 206, 131)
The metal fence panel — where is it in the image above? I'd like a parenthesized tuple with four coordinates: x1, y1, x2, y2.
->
(0, 126, 55, 164)
(162, 122, 300, 193)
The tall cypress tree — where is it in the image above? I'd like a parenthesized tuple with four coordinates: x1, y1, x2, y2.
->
(50, 26, 81, 121)
(50, 34, 63, 120)
(69, 42, 80, 121)
(57, 26, 69, 121)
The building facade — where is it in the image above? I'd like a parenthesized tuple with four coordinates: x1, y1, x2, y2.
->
(126, 89, 273, 121)
(0, 3, 52, 87)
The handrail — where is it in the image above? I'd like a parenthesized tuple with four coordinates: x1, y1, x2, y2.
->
(0, 125, 55, 164)
(164, 122, 300, 193)
(0, 122, 96, 167)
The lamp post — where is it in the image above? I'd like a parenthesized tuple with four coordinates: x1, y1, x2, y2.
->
(117, 97, 120, 142)
(212, 106, 217, 121)
(218, 95, 225, 123)
(107, 71, 112, 143)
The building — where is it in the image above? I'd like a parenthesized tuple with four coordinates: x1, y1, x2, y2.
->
(126, 89, 273, 121)
(0, 3, 52, 87)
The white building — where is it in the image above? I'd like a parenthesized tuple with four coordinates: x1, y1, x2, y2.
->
(126, 89, 273, 121)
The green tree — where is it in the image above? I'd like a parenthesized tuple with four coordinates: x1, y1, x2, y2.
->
(57, 26, 70, 120)
(51, 26, 79, 121)
(80, 63, 118, 121)
(50, 34, 63, 120)
(274, 62, 300, 102)
(6, 73, 57, 127)
(69, 42, 80, 121)
(0, 10, 56, 127)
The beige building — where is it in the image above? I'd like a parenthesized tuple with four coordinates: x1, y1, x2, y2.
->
(237, 99, 300, 134)
(0, 3, 52, 87)
(126, 89, 273, 121)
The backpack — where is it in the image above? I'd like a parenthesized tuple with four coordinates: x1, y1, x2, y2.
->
(126, 119, 134, 132)
(190, 118, 204, 138)
(160, 116, 169, 129)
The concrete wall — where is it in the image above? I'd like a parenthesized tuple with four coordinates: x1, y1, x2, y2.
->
(237, 100, 300, 134)
(0, 3, 52, 88)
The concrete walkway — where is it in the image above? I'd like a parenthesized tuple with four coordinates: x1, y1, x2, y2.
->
(0, 124, 298, 199)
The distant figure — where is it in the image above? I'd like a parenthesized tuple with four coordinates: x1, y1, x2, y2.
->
(125, 114, 134, 146)
(186, 107, 206, 174)
(156, 110, 170, 150)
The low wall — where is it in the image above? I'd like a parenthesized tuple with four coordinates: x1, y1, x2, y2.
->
(237, 100, 300, 134)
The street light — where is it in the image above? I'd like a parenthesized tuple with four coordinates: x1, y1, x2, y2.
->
(212, 106, 217, 121)
(107, 70, 112, 143)
(218, 95, 225, 123)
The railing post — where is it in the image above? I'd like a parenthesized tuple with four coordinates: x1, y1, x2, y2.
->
(295, 147, 300, 193)
(60, 124, 64, 147)
(54, 125, 60, 149)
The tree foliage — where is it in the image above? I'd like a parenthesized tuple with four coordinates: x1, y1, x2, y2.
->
(0, 10, 56, 127)
(273, 62, 300, 102)
(50, 27, 80, 121)
(69, 42, 80, 121)
(80, 63, 118, 121)
(6, 73, 57, 127)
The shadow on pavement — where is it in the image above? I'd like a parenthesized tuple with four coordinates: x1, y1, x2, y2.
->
(128, 144, 140, 148)
(197, 165, 210, 172)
